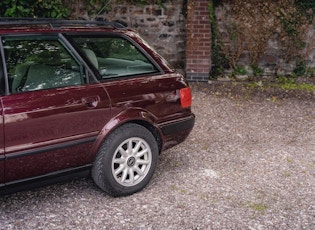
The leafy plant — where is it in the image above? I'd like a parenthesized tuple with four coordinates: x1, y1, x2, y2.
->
(276, 75, 295, 85)
(209, 0, 229, 78)
(251, 64, 264, 77)
(76, 0, 112, 17)
(0, 0, 69, 18)
(210, 0, 315, 79)
(275, 75, 315, 91)
(293, 60, 307, 77)
(234, 65, 247, 75)
(295, 0, 315, 22)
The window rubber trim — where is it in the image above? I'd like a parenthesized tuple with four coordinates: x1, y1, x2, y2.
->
(0, 36, 10, 95)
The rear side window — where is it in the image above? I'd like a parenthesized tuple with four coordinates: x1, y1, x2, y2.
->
(71, 36, 159, 79)
(3, 36, 83, 94)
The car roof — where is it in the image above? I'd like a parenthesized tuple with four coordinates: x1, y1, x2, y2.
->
(0, 18, 127, 33)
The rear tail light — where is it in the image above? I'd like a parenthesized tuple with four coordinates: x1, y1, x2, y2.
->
(180, 87, 192, 108)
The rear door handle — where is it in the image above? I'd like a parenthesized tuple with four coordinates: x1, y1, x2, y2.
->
(82, 96, 100, 108)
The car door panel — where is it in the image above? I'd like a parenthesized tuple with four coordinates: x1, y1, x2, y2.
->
(3, 84, 110, 182)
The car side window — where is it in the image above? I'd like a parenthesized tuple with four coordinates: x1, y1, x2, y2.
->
(3, 37, 83, 94)
(71, 36, 159, 79)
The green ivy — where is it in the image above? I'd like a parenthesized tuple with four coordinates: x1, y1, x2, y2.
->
(208, 0, 229, 78)
(234, 65, 247, 75)
(293, 60, 307, 77)
(76, 0, 111, 17)
(212, 0, 222, 7)
(209, 0, 315, 78)
(0, 0, 171, 19)
(0, 0, 69, 18)
(295, 0, 315, 22)
(251, 64, 264, 77)
(277, 9, 305, 51)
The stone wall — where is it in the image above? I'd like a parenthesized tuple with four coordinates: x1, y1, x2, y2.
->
(214, 1, 315, 78)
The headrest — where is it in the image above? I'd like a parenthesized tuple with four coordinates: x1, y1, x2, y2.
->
(82, 48, 98, 69)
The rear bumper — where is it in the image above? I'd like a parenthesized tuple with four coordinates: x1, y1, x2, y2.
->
(159, 114, 195, 151)
(160, 114, 195, 135)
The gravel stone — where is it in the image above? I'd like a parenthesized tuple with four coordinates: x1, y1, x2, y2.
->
(1, 82, 314, 229)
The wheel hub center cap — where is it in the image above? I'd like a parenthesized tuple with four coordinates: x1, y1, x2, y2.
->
(127, 156, 136, 167)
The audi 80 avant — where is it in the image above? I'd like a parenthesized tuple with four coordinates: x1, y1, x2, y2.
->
(0, 18, 194, 196)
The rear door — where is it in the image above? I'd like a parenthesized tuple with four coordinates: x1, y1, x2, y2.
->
(1, 35, 111, 183)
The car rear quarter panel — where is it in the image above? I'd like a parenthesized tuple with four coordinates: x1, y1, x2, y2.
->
(92, 73, 193, 153)
(106, 73, 191, 119)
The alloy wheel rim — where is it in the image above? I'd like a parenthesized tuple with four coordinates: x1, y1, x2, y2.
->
(112, 137, 152, 187)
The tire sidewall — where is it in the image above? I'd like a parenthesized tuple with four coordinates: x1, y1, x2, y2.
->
(92, 123, 158, 196)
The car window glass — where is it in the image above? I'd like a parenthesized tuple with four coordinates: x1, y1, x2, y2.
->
(3, 37, 83, 93)
(71, 36, 159, 79)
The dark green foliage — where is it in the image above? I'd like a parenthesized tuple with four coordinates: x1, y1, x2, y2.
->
(0, 0, 171, 18)
(209, 0, 229, 78)
(234, 66, 247, 75)
(0, 0, 69, 18)
(295, 0, 315, 22)
(295, 0, 315, 9)
(293, 60, 307, 77)
(212, 0, 222, 7)
(251, 64, 264, 77)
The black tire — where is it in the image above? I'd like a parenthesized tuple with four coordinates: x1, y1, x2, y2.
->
(92, 123, 158, 197)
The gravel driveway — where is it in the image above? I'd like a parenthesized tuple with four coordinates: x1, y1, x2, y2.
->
(1, 82, 314, 229)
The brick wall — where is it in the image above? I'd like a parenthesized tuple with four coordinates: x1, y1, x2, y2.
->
(185, 0, 211, 81)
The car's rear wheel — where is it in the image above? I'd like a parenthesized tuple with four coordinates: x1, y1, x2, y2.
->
(92, 123, 158, 197)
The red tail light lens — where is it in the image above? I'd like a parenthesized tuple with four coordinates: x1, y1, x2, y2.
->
(180, 87, 192, 108)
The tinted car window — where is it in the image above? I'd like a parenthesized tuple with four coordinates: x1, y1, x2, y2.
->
(72, 36, 158, 78)
(3, 37, 83, 93)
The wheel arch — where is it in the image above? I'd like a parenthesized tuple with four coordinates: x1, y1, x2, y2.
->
(132, 119, 163, 153)
(90, 109, 163, 158)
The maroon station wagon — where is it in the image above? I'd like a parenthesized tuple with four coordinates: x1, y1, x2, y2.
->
(0, 18, 194, 197)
